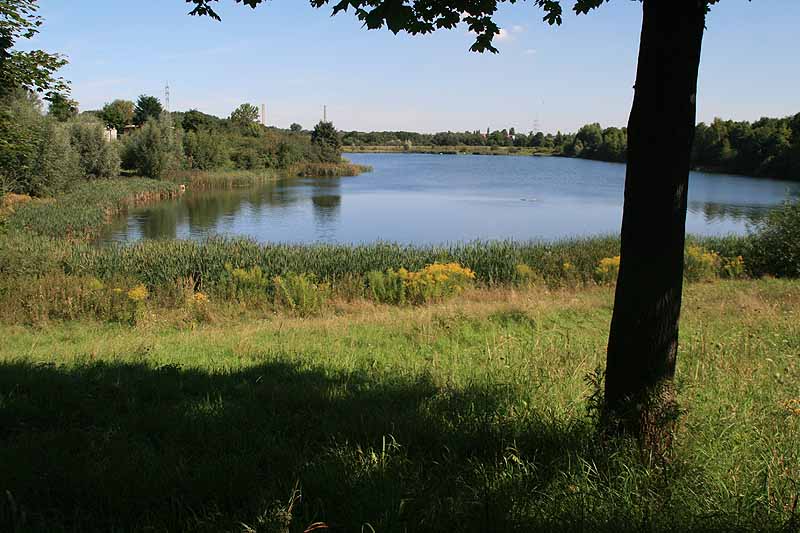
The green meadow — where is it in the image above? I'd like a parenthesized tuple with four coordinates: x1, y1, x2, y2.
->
(1, 280, 798, 532)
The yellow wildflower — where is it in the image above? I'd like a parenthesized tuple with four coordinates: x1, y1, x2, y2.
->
(127, 284, 149, 302)
(685, 244, 720, 282)
(595, 256, 621, 284)
(193, 292, 209, 304)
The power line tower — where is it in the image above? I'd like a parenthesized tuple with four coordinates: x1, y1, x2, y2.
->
(164, 83, 170, 112)
(261, 104, 266, 126)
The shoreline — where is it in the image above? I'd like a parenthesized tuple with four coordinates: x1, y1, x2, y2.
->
(345, 146, 798, 181)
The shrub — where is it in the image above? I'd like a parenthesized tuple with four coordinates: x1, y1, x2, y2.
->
(221, 263, 270, 304)
(273, 272, 329, 316)
(720, 255, 746, 279)
(69, 119, 120, 179)
(367, 269, 406, 304)
(184, 129, 229, 170)
(0, 92, 84, 195)
(684, 244, 720, 282)
(368, 263, 476, 305)
(594, 255, 620, 285)
(31, 119, 81, 195)
(121, 115, 183, 179)
(748, 201, 800, 278)
(0, 92, 44, 195)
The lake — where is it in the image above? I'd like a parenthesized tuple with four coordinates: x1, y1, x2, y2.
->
(101, 153, 800, 244)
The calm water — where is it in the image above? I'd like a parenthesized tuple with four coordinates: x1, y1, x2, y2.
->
(101, 153, 800, 244)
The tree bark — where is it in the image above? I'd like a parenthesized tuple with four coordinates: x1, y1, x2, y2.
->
(604, 0, 706, 444)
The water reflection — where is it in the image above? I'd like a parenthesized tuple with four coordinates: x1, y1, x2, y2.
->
(688, 202, 769, 224)
(100, 154, 800, 245)
(105, 177, 345, 243)
(310, 179, 342, 241)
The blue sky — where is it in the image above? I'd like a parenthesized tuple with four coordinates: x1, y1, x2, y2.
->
(25, 0, 800, 133)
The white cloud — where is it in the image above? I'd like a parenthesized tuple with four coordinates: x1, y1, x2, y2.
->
(524, 48, 537, 55)
(511, 25, 526, 33)
(496, 28, 510, 41)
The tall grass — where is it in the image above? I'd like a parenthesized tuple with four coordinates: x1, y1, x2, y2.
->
(168, 162, 372, 190)
(169, 169, 280, 189)
(2, 179, 179, 239)
(53, 236, 621, 288)
(0, 280, 797, 531)
(289, 162, 373, 177)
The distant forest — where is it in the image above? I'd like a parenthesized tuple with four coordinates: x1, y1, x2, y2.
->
(341, 112, 800, 180)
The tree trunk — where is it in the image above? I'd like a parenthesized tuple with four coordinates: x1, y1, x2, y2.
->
(604, 0, 706, 446)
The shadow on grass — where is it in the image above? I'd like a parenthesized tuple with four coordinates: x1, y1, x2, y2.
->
(0, 359, 781, 532)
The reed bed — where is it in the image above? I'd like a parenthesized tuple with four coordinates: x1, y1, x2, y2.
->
(169, 169, 281, 189)
(56, 237, 621, 288)
(2, 179, 179, 240)
(289, 162, 373, 177)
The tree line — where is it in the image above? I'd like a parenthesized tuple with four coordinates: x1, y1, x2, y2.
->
(562, 116, 800, 180)
(341, 128, 571, 150)
(5, 90, 345, 197)
(0, 89, 344, 197)
(342, 113, 800, 181)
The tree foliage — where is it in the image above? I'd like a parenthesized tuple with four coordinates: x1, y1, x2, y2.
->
(47, 92, 78, 122)
(342, 112, 800, 181)
(69, 118, 121, 179)
(560, 114, 800, 179)
(184, 129, 228, 170)
(121, 115, 183, 179)
(100, 99, 135, 131)
(187, 0, 645, 53)
(133, 95, 164, 126)
(311, 121, 342, 162)
(0, 0, 70, 99)
(0, 91, 118, 196)
(180, 109, 221, 132)
(31, 118, 81, 195)
(561, 123, 626, 162)
(230, 103, 260, 126)
(342, 128, 567, 149)
(0, 91, 52, 193)
(693, 115, 800, 179)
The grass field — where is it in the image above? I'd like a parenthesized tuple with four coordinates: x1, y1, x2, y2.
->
(1, 280, 798, 532)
